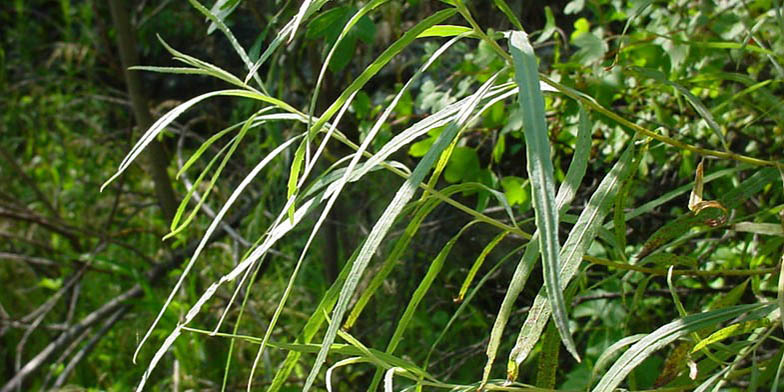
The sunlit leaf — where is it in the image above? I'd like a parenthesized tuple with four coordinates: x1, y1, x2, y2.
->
(510, 30, 579, 362)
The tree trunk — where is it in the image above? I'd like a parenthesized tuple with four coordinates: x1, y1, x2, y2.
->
(108, 0, 178, 221)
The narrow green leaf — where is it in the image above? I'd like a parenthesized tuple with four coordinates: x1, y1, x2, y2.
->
(509, 144, 635, 374)
(205, 0, 240, 35)
(590, 334, 647, 386)
(691, 319, 771, 353)
(133, 135, 306, 391)
(289, 0, 318, 42)
(556, 105, 592, 214)
(387, 222, 479, 353)
(301, 68, 501, 392)
(246, 0, 330, 82)
(152, 35, 248, 88)
(344, 183, 501, 330)
(166, 110, 261, 239)
(285, 8, 458, 202)
(428, 245, 524, 371)
(186, 0, 266, 92)
(482, 103, 592, 385)
(287, 142, 306, 222)
(492, 0, 524, 31)
(457, 231, 508, 302)
(510, 30, 578, 362)
(732, 222, 784, 236)
(307, 8, 457, 140)
(417, 25, 473, 38)
(267, 247, 360, 392)
(308, 0, 388, 132)
(102, 89, 298, 191)
(169, 139, 231, 233)
(177, 120, 252, 179)
(535, 7, 556, 44)
(592, 303, 775, 392)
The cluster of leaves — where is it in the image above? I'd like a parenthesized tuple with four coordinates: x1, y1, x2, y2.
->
(4, 0, 784, 391)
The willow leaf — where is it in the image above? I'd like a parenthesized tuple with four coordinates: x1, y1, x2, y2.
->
(417, 25, 473, 38)
(509, 144, 635, 374)
(457, 231, 509, 302)
(493, 0, 524, 31)
(301, 70, 501, 392)
(592, 303, 775, 392)
(366, 221, 482, 391)
(510, 30, 578, 362)
(482, 104, 592, 384)
(102, 89, 298, 191)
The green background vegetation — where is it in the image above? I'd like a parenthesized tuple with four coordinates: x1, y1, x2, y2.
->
(2, 0, 784, 390)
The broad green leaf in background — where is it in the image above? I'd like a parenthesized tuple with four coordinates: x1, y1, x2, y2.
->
(509, 30, 579, 362)
(572, 30, 608, 65)
(444, 147, 480, 183)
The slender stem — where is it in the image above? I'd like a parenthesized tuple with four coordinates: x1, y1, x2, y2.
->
(330, 132, 532, 240)
(585, 255, 779, 277)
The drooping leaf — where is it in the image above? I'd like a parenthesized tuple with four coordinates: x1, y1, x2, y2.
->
(483, 103, 593, 385)
(493, 0, 524, 31)
(592, 303, 775, 392)
(301, 68, 501, 392)
(508, 144, 635, 376)
(510, 30, 579, 362)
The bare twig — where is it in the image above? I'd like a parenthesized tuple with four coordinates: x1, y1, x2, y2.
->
(52, 306, 130, 388)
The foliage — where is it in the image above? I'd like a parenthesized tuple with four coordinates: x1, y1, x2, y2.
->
(3, 0, 784, 391)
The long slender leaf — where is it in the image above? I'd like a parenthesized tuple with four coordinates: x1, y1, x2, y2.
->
(592, 303, 776, 392)
(492, 0, 524, 31)
(510, 30, 578, 362)
(482, 104, 592, 384)
(457, 231, 508, 302)
(508, 144, 635, 377)
(302, 71, 502, 392)
(102, 89, 298, 191)
(366, 221, 482, 391)
(267, 247, 361, 392)
(186, 0, 266, 92)
(131, 134, 302, 367)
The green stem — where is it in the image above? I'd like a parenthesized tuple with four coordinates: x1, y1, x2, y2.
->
(585, 255, 778, 277)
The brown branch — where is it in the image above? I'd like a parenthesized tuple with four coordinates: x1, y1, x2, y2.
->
(108, 0, 178, 221)
(0, 202, 254, 391)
